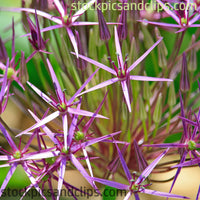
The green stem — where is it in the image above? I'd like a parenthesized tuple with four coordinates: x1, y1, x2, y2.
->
(166, 106, 172, 133)
(142, 120, 148, 141)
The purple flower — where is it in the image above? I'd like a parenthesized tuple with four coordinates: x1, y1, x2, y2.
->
(16, 58, 107, 151)
(88, 139, 188, 199)
(72, 27, 172, 112)
(139, 0, 200, 32)
(13, 0, 98, 57)
(143, 92, 200, 193)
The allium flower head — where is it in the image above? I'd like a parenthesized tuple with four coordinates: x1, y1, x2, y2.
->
(73, 27, 172, 112)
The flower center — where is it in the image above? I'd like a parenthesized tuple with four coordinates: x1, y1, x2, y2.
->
(63, 14, 71, 25)
(46, 157, 56, 165)
(13, 150, 21, 159)
(4, 68, 15, 79)
(57, 102, 67, 112)
(42, 174, 50, 182)
(181, 17, 187, 26)
(74, 131, 85, 141)
(188, 140, 196, 151)
(131, 183, 139, 192)
(61, 147, 69, 155)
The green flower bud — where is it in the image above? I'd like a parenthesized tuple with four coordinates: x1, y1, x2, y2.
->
(138, 95, 147, 121)
(153, 93, 162, 123)
(4, 68, 14, 79)
(46, 157, 56, 165)
(74, 131, 85, 141)
(188, 140, 196, 151)
(143, 73, 152, 100)
(168, 82, 176, 107)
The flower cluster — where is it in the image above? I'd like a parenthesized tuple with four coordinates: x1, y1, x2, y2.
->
(0, 0, 200, 199)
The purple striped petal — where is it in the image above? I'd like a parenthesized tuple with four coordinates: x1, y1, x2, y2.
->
(0, 163, 17, 197)
(135, 148, 169, 184)
(62, 114, 68, 150)
(16, 111, 60, 137)
(72, 0, 96, 23)
(54, 0, 65, 17)
(47, 58, 64, 102)
(71, 53, 116, 75)
(90, 177, 129, 190)
(143, 143, 186, 148)
(196, 185, 200, 200)
(78, 78, 119, 96)
(69, 68, 99, 104)
(113, 139, 132, 182)
(114, 26, 124, 69)
(27, 81, 56, 107)
(129, 75, 172, 82)
(57, 157, 67, 200)
(121, 80, 131, 112)
(0, 123, 18, 151)
(142, 189, 189, 199)
(66, 27, 78, 57)
(128, 38, 162, 72)
(68, 107, 107, 119)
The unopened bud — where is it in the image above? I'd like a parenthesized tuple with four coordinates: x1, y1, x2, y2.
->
(153, 93, 162, 123)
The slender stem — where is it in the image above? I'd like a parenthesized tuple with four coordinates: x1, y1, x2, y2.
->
(153, 122, 159, 138)
(142, 120, 148, 141)
(166, 106, 172, 133)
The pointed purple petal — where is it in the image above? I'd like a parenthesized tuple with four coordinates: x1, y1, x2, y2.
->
(47, 58, 64, 102)
(78, 78, 119, 96)
(68, 107, 108, 119)
(196, 185, 200, 200)
(54, 0, 65, 17)
(69, 68, 99, 104)
(27, 81, 56, 107)
(28, 110, 58, 144)
(143, 143, 186, 148)
(121, 80, 131, 112)
(142, 189, 189, 199)
(66, 27, 78, 57)
(113, 139, 132, 182)
(57, 157, 67, 200)
(72, 0, 96, 23)
(130, 75, 172, 82)
(16, 111, 60, 137)
(0, 123, 18, 151)
(62, 114, 68, 150)
(114, 26, 123, 69)
(0, 163, 17, 197)
(90, 177, 129, 190)
(128, 37, 162, 72)
(70, 153, 99, 191)
(71, 53, 116, 75)
(135, 148, 169, 184)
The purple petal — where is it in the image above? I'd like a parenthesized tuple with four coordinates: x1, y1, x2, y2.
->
(70, 153, 99, 191)
(113, 139, 132, 182)
(142, 189, 189, 199)
(156, 0, 180, 22)
(143, 143, 186, 148)
(72, 22, 99, 26)
(16, 111, 60, 137)
(90, 177, 129, 190)
(54, 0, 65, 17)
(138, 20, 181, 28)
(121, 80, 131, 112)
(47, 58, 64, 102)
(172, 157, 200, 168)
(69, 68, 99, 104)
(28, 110, 58, 144)
(66, 27, 78, 57)
(129, 75, 172, 82)
(0, 163, 17, 197)
(72, 0, 96, 23)
(196, 185, 200, 200)
(27, 81, 56, 107)
(114, 26, 124, 69)
(68, 107, 108, 119)
(128, 37, 163, 72)
(68, 101, 81, 145)
(78, 78, 119, 96)
(0, 123, 18, 151)
(7, 7, 62, 24)
(22, 162, 47, 200)
(135, 148, 169, 184)
(57, 157, 67, 200)
(62, 114, 68, 150)
(71, 53, 116, 75)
